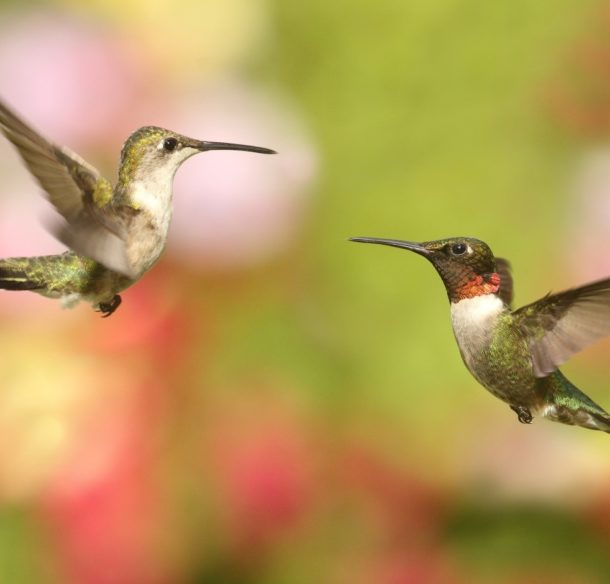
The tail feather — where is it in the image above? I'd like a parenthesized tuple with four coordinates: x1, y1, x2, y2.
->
(544, 371, 610, 434)
(544, 404, 610, 433)
(0, 253, 122, 314)
(586, 410, 610, 434)
(0, 254, 86, 296)
(0, 264, 43, 290)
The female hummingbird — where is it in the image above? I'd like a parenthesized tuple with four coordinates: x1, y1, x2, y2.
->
(351, 236, 610, 433)
(0, 99, 275, 316)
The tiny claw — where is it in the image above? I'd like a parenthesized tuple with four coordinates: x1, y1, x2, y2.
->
(510, 405, 533, 424)
(97, 294, 122, 318)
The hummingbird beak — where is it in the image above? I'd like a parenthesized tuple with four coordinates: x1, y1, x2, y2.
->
(349, 237, 430, 256)
(194, 140, 276, 155)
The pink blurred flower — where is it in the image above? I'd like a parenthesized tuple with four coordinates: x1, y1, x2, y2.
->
(165, 82, 318, 269)
(567, 150, 610, 281)
(0, 10, 151, 146)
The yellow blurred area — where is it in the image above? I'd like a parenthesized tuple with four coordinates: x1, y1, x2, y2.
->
(60, 0, 269, 76)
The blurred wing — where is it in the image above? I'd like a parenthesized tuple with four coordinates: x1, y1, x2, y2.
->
(0, 100, 136, 276)
(0, 99, 101, 221)
(54, 206, 135, 278)
(495, 257, 513, 307)
(513, 278, 610, 377)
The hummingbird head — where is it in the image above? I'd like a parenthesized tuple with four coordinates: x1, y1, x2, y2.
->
(350, 236, 501, 302)
(119, 126, 275, 185)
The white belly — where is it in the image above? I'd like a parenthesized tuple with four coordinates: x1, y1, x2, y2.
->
(127, 181, 173, 274)
(131, 181, 173, 234)
(450, 294, 505, 369)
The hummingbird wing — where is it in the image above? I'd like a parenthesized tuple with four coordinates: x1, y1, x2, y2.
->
(0, 99, 101, 222)
(495, 257, 513, 307)
(513, 278, 610, 377)
(55, 205, 135, 278)
(0, 100, 135, 277)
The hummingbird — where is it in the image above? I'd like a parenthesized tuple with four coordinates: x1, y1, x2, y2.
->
(351, 235, 610, 433)
(0, 99, 275, 316)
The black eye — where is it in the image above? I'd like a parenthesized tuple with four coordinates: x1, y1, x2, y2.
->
(163, 137, 178, 152)
(451, 243, 467, 255)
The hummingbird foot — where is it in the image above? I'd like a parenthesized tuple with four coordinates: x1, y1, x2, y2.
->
(97, 294, 122, 318)
(510, 405, 533, 424)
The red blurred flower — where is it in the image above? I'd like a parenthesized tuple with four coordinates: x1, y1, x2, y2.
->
(340, 443, 444, 543)
(544, 6, 610, 140)
(81, 262, 199, 375)
(338, 548, 462, 584)
(40, 379, 177, 584)
(200, 389, 319, 558)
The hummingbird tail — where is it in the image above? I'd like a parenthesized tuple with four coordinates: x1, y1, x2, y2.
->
(543, 371, 610, 433)
(0, 254, 83, 296)
(0, 261, 43, 290)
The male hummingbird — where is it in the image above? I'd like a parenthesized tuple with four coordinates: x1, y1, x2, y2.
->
(0, 99, 275, 316)
(351, 236, 610, 433)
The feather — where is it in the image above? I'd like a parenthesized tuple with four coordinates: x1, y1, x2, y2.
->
(513, 278, 610, 376)
(495, 257, 513, 307)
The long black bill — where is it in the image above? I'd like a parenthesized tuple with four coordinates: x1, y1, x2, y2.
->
(349, 237, 430, 256)
(196, 140, 276, 155)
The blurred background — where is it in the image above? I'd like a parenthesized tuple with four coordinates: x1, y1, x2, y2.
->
(0, 0, 610, 582)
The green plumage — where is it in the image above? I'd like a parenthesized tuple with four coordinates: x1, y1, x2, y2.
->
(0, 253, 130, 302)
(477, 311, 610, 432)
(548, 371, 610, 429)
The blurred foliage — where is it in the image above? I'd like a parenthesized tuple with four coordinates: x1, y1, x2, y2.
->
(446, 502, 610, 581)
(0, 507, 57, 582)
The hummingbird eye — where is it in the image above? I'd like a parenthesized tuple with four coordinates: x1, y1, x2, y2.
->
(450, 243, 468, 256)
(162, 137, 178, 152)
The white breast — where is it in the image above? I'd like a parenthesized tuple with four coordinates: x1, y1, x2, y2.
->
(450, 294, 505, 368)
(130, 179, 173, 232)
(126, 179, 174, 275)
